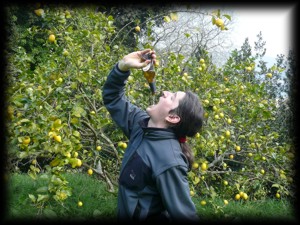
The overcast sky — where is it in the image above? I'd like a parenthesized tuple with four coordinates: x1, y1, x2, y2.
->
(229, 6, 294, 59)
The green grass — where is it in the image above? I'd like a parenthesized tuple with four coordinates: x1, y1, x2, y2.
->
(3, 172, 298, 223)
(194, 197, 297, 223)
(4, 172, 118, 222)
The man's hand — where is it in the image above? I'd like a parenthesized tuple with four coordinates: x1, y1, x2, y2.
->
(118, 49, 156, 72)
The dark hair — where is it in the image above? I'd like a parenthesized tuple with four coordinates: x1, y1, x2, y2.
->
(168, 90, 204, 170)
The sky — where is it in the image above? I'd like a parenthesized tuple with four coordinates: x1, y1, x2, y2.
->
(229, 6, 294, 59)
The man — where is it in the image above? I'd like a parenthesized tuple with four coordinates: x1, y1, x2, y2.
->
(102, 49, 203, 222)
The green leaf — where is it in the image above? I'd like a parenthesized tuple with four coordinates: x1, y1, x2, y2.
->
(19, 119, 30, 123)
(223, 14, 231, 21)
(73, 130, 81, 137)
(37, 194, 49, 202)
(28, 194, 36, 203)
(211, 9, 220, 17)
(72, 105, 86, 118)
(43, 208, 57, 218)
(39, 174, 49, 180)
(28, 171, 37, 180)
(36, 186, 49, 193)
(211, 16, 216, 25)
(93, 209, 103, 218)
(18, 152, 28, 159)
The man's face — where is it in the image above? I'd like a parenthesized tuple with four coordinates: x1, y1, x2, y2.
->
(146, 91, 186, 124)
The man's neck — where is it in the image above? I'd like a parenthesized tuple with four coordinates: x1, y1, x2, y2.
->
(147, 118, 167, 128)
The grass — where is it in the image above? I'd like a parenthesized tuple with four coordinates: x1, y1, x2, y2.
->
(194, 197, 297, 223)
(4, 172, 118, 223)
(3, 172, 298, 223)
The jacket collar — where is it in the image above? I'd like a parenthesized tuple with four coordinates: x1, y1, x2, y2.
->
(139, 117, 177, 140)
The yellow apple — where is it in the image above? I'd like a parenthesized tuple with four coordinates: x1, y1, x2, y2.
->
(215, 18, 224, 27)
(203, 99, 209, 105)
(135, 26, 140, 32)
(164, 16, 171, 23)
(225, 130, 230, 138)
(87, 169, 93, 175)
(266, 73, 272, 78)
(23, 136, 31, 145)
(53, 134, 62, 143)
(48, 34, 55, 43)
(122, 142, 127, 149)
(245, 66, 252, 72)
(62, 49, 69, 56)
(192, 162, 199, 169)
(235, 145, 241, 152)
(34, 9, 44, 17)
(76, 159, 82, 167)
(201, 162, 208, 171)
(170, 12, 178, 21)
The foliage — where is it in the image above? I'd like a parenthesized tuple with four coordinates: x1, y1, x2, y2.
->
(5, 3, 127, 207)
(185, 38, 295, 202)
(4, 3, 295, 214)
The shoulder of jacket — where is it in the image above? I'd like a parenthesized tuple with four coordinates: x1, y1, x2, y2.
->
(146, 139, 188, 176)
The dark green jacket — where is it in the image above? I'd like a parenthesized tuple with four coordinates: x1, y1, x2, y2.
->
(102, 64, 199, 222)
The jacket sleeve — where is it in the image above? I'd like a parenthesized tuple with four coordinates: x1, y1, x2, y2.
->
(102, 63, 147, 138)
(156, 166, 200, 222)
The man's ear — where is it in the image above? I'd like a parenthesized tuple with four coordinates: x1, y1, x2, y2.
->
(165, 114, 181, 124)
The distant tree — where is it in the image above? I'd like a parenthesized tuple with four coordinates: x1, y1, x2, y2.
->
(99, 3, 169, 51)
(284, 50, 296, 140)
(148, 8, 234, 66)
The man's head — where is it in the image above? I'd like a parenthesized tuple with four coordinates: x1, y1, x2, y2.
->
(169, 91, 204, 138)
(146, 90, 204, 137)
(146, 91, 185, 128)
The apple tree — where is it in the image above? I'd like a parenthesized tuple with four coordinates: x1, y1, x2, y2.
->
(5, 3, 131, 207)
